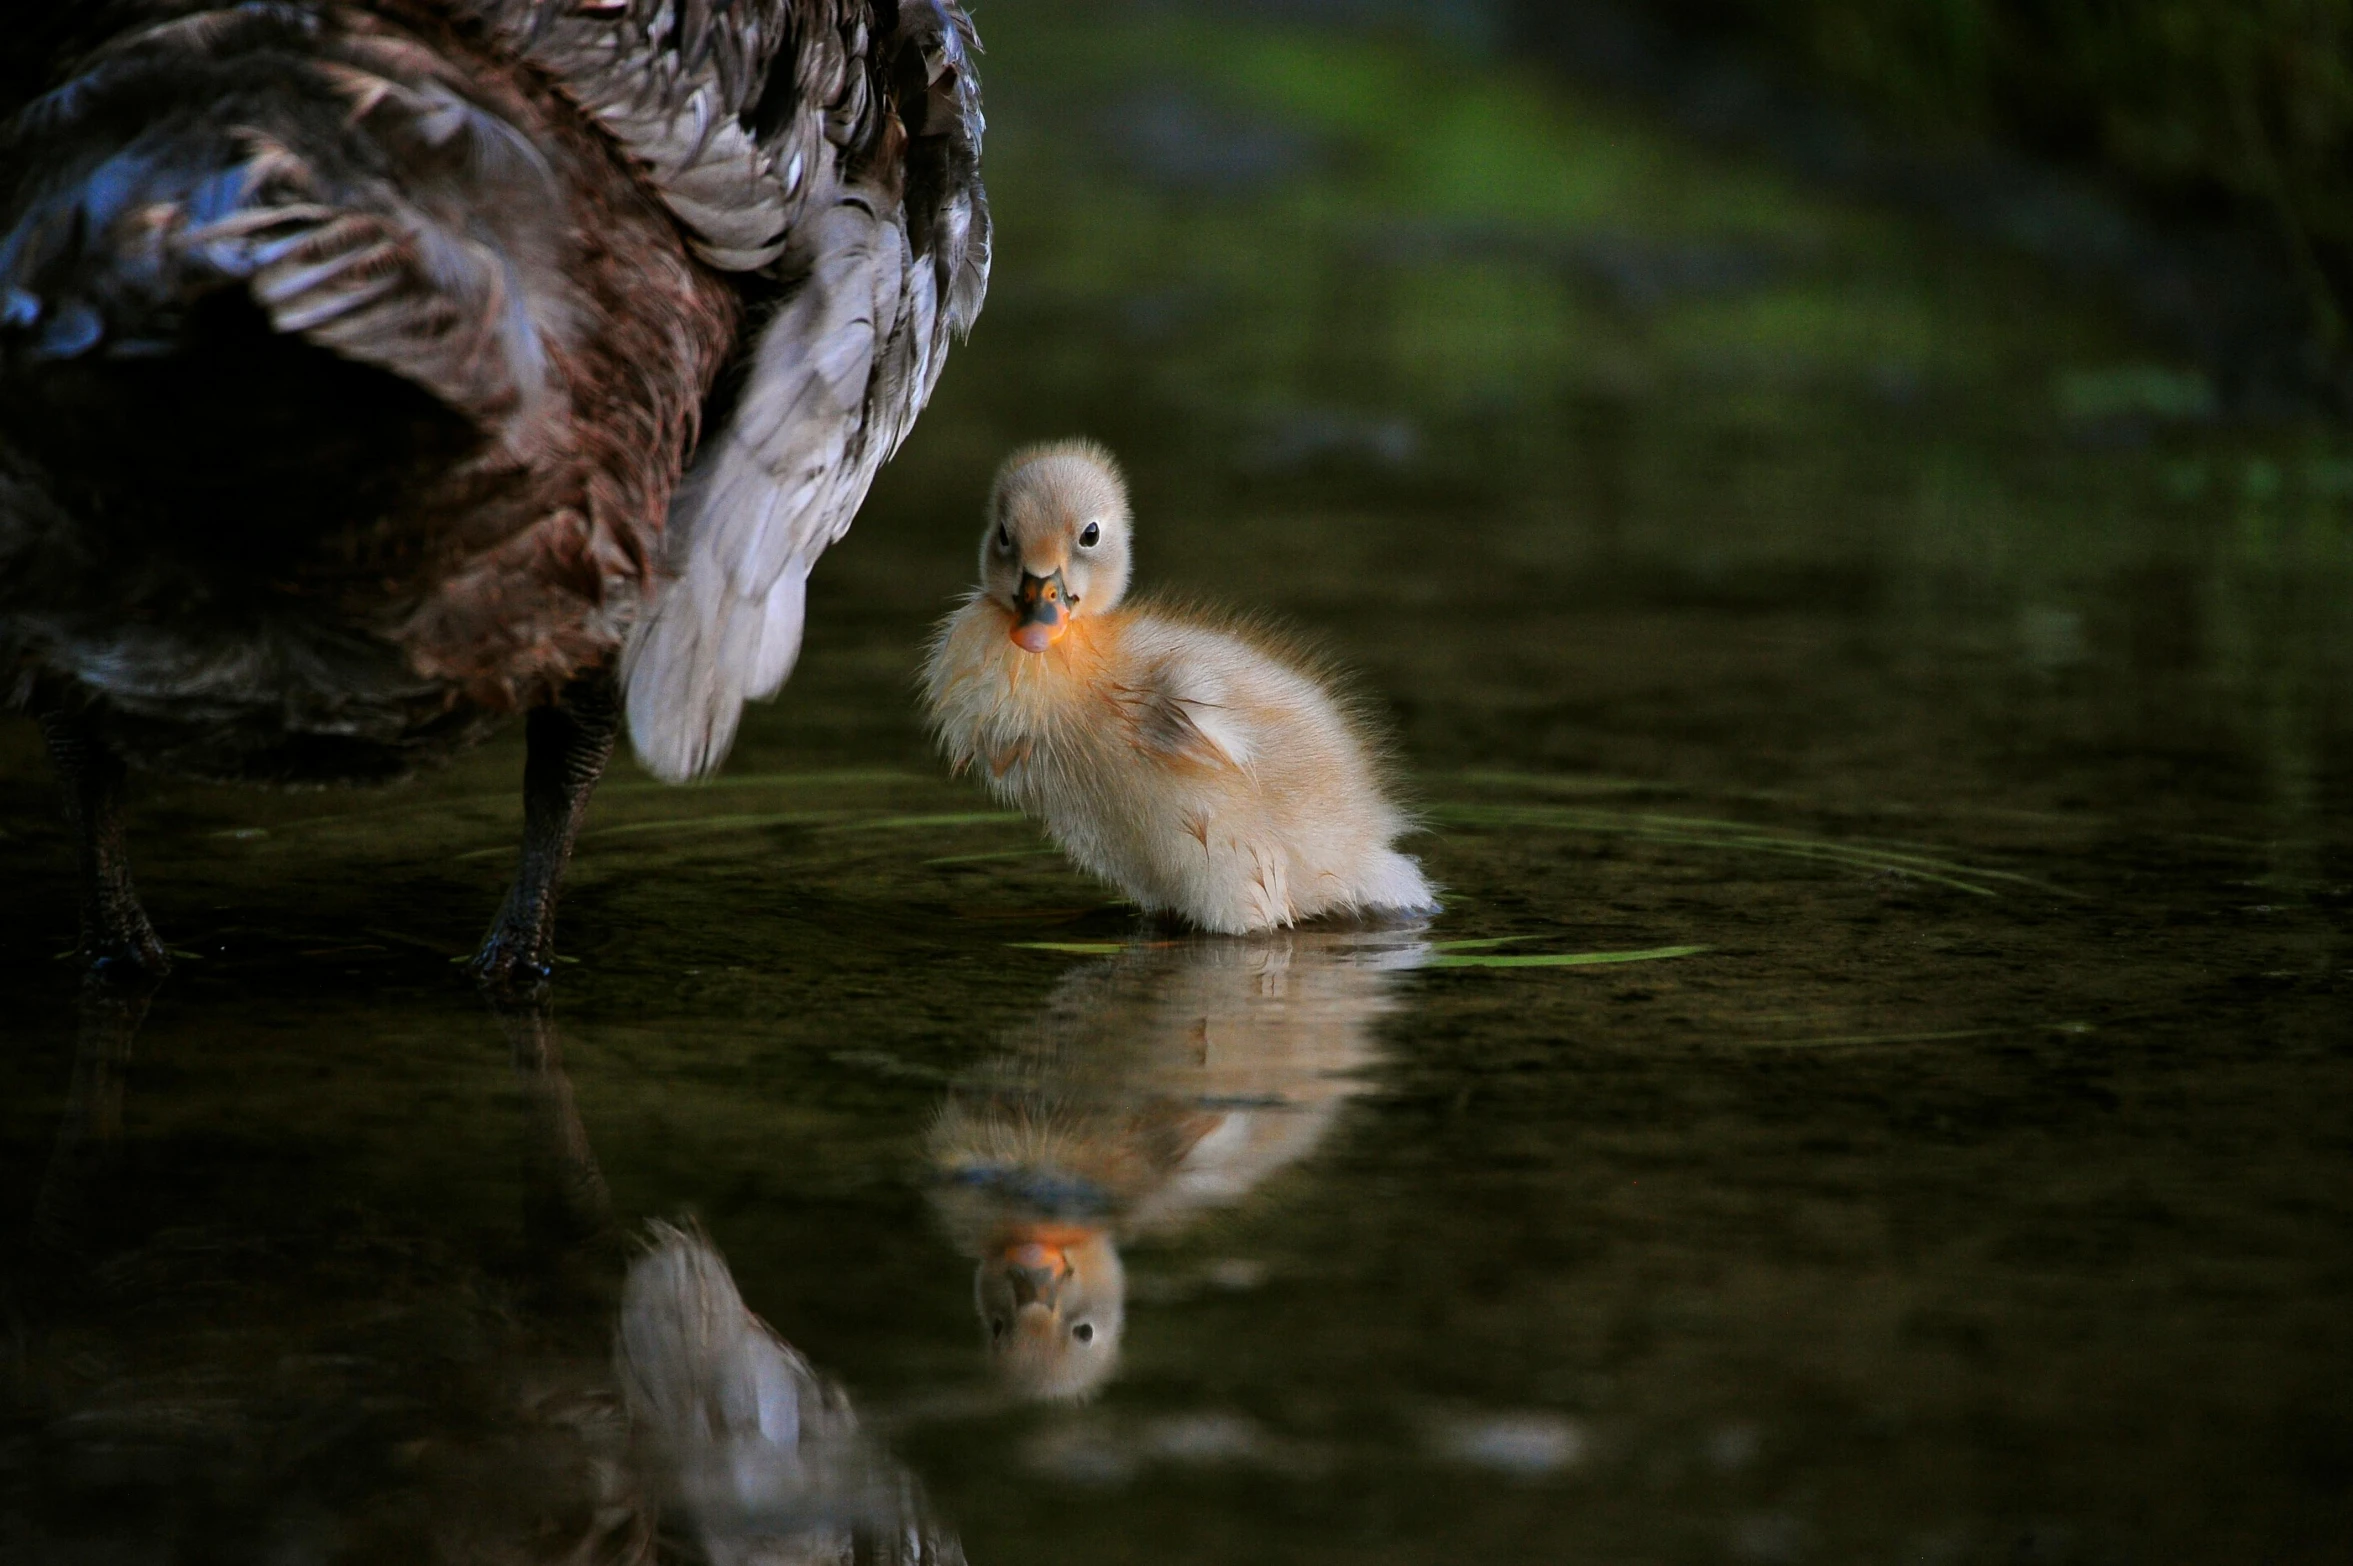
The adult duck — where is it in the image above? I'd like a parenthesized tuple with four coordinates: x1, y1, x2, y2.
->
(0, 0, 989, 983)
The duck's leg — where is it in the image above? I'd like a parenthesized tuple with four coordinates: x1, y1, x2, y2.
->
(471, 668, 620, 990)
(36, 705, 169, 980)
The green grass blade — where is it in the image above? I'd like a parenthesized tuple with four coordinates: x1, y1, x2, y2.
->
(1428, 944, 1710, 969)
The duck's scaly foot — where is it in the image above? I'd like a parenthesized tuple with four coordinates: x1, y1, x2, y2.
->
(468, 923, 554, 994)
(83, 928, 171, 985)
(37, 703, 171, 986)
(469, 670, 619, 994)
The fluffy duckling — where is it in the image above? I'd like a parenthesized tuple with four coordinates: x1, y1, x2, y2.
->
(923, 441, 1437, 933)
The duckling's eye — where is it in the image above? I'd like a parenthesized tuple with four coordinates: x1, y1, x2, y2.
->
(1078, 522, 1101, 548)
(1072, 1322, 1095, 1343)
(996, 523, 1012, 551)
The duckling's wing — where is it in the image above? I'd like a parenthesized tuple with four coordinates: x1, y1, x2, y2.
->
(1118, 651, 1256, 772)
(615, 1, 990, 783)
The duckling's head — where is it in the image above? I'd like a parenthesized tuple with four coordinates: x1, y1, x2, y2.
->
(976, 1223, 1125, 1400)
(981, 440, 1134, 653)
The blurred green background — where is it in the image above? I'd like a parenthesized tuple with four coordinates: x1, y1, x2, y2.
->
(1644, 0, 2353, 346)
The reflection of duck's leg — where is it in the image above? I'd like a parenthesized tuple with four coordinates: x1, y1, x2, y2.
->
(488, 993, 614, 1255)
(36, 701, 168, 979)
(28, 970, 159, 1258)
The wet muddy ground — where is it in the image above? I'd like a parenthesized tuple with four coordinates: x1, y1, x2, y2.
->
(4, 2, 2351, 1560)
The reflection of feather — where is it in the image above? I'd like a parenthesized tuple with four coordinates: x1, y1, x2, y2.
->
(618, 1220, 845, 1466)
(14, 995, 965, 1564)
(617, 1221, 965, 1566)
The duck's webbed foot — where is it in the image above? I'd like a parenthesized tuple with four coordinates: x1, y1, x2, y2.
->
(37, 705, 169, 983)
(471, 669, 620, 992)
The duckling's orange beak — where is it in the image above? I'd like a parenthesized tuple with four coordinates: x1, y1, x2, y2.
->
(1002, 1240, 1071, 1306)
(1011, 569, 1073, 653)
(989, 1223, 1096, 1307)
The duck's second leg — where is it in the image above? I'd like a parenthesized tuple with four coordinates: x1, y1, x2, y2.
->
(471, 669, 620, 990)
(36, 705, 169, 980)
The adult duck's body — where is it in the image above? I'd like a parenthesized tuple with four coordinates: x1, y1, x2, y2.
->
(0, 0, 988, 982)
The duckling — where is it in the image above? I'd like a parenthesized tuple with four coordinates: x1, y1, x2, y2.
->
(927, 928, 1429, 1400)
(923, 441, 1437, 934)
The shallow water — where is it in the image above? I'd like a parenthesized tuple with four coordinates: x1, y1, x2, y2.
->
(5, 1, 2352, 1560)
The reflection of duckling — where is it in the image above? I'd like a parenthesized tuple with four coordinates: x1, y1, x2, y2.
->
(929, 928, 1427, 1399)
(968, 1225, 1128, 1403)
(922, 441, 1437, 933)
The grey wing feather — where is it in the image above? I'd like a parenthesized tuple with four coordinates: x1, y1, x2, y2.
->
(463, 0, 804, 266)
(461, 0, 835, 273)
(620, 0, 990, 781)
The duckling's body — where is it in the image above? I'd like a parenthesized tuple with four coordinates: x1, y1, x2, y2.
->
(923, 442, 1434, 934)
